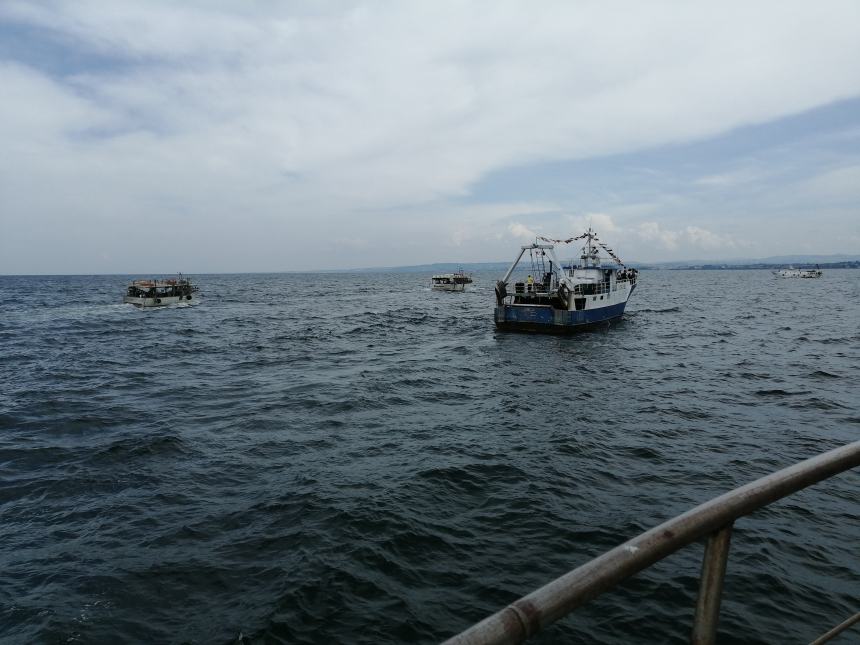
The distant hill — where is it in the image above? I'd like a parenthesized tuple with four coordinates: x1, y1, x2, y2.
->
(663, 260, 860, 270)
(639, 254, 860, 270)
(348, 262, 511, 273)
(758, 254, 860, 264)
(643, 254, 860, 269)
(348, 255, 860, 273)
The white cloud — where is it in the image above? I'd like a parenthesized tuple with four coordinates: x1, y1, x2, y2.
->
(1, 1, 859, 271)
(694, 166, 771, 188)
(508, 223, 539, 241)
(684, 226, 737, 249)
(566, 213, 619, 233)
(635, 222, 741, 251)
(636, 222, 681, 250)
(800, 165, 860, 202)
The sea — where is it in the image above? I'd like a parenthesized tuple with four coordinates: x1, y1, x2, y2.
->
(1, 270, 858, 644)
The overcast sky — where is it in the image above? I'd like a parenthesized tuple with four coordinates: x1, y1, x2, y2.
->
(1, 1, 859, 274)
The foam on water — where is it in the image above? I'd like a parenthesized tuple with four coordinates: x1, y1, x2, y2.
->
(0, 270, 858, 643)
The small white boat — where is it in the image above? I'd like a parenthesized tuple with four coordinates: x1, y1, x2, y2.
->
(431, 269, 473, 292)
(773, 266, 822, 278)
(123, 275, 198, 307)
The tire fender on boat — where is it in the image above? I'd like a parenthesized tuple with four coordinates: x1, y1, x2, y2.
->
(557, 282, 570, 308)
(494, 281, 507, 306)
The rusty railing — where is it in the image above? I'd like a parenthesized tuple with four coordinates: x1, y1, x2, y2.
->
(444, 440, 860, 645)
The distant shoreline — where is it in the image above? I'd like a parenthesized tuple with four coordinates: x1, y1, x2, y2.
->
(348, 260, 860, 273)
(662, 261, 860, 270)
(2, 261, 859, 277)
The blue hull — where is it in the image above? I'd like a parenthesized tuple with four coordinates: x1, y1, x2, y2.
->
(494, 301, 627, 334)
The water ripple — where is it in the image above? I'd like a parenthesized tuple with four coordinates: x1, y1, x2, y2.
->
(0, 270, 858, 643)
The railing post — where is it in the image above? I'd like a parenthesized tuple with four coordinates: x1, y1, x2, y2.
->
(445, 441, 860, 645)
(809, 611, 860, 645)
(691, 523, 733, 644)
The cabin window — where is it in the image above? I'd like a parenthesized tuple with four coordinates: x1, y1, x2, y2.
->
(592, 296, 596, 301)
(600, 295, 603, 300)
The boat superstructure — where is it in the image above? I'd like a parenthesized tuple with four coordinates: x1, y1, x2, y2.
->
(773, 266, 822, 278)
(494, 228, 637, 333)
(431, 269, 473, 292)
(123, 275, 198, 307)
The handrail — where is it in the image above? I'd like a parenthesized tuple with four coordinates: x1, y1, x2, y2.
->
(506, 276, 634, 300)
(810, 611, 860, 645)
(443, 440, 860, 645)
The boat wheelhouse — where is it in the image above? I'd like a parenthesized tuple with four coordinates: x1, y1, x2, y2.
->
(431, 269, 473, 292)
(123, 275, 198, 308)
(773, 266, 822, 278)
(494, 228, 637, 333)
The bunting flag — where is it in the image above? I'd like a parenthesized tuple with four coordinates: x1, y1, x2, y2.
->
(536, 232, 625, 265)
(536, 233, 589, 244)
(598, 242, 624, 265)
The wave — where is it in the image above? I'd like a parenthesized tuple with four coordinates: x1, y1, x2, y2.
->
(91, 434, 192, 462)
(630, 306, 682, 313)
(809, 370, 840, 379)
(3, 269, 859, 644)
(754, 389, 808, 397)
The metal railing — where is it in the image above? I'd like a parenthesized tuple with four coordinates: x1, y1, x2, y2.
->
(571, 283, 610, 296)
(443, 440, 860, 645)
(505, 276, 635, 300)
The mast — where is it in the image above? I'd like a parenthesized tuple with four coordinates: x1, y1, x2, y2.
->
(580, 227, 597, 268)
(587, 227, 592, 263)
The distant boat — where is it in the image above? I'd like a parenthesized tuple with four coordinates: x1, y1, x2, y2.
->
(124, 275, 198, 307)
(494, 228, 637, 333)
(773, 265, 822, 278)
(431, 269, 473, 292)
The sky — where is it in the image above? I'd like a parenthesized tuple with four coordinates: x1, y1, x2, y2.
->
(1, 1, 859, 274)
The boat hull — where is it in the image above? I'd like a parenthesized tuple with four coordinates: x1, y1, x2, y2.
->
(494, 301, 627, 334)
(432, 284, 467, 292)
(124, 295, 195, 308)
(774, 271, 822, 278)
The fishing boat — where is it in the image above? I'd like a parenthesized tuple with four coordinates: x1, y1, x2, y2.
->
(123, 275, 198, 307)
(494, 228, 637, 333)
(431, 269, 473, 292)
(773, 265, 822, 278)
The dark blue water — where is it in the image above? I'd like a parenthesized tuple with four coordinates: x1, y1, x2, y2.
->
(1, 270, 858, 644)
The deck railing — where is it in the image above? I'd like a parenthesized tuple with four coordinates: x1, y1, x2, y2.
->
(443, 440, 860, 645)
(507, 276, 635, 300)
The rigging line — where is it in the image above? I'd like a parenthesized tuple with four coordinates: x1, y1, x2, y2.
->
(536, 233, 588, 244)
(597, 242, 624, 265)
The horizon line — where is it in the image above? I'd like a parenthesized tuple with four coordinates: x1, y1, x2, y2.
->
(3, 255, 860, 278)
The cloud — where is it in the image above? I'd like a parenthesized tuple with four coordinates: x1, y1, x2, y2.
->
(1, 1, 859, 272)
(694, 166, 770, 188)
(566, 213, 619, 233)
(684, 226, 738, 249)
(636, 222, 679, 249)
(800, 165, 860, 202)
(635, 222, 741, 251)
(507, 223, 539, 241)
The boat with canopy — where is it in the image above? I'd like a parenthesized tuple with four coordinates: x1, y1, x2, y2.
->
(123, 275, 198, 308)
(431, 269, 473, 292)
